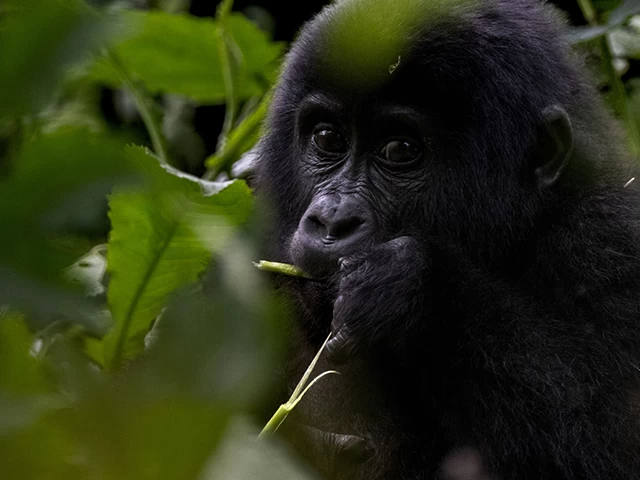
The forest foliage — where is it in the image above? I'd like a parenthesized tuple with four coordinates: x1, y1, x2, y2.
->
(1, 0, 640, 478)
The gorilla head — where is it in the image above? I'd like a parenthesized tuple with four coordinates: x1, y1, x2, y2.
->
(256, 1, 640, 479)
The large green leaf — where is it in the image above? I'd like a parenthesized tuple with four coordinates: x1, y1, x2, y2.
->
(0, 128, 137, 277)
(104, 148, 253, 370)
(0, 128, 138, 330)
(0, 0, 127, 119)
(91, 11, 283, 104)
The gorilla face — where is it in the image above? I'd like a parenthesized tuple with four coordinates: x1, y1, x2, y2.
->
(277, 32, 573, 279)
(288, 90, 431, 277)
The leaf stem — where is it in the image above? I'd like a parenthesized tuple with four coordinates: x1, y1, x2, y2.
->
(204, 94, 270, 180)
(107, 50, 171, 164)
(253, 260, 311, 279)
(215, 0, 237, 153)
(260, 334, 337, 437)
(105, 223, 178, 372)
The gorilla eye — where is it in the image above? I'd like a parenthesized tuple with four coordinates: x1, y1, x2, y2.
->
(379, 139, 421, 164)
(313, 128, 347, 154)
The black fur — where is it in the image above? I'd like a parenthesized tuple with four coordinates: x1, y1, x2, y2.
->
(256, 0, 640, 478)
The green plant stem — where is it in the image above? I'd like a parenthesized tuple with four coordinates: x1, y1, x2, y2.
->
(577, 0, 640, 155)
(107, 50, 170, 164)
(260, 334, 337, 437)
(577, 0, 597, 24)
(253, 260, 311, 279)
(215, 0, 237, 153)
(203, 95, 270, 179)
(260, 404, 291, 437)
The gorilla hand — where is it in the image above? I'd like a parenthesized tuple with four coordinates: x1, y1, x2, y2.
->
(326, 236, 427, 365)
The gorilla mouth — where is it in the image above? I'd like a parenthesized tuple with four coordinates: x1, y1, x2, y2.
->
(289, 232, 362, 278)
(322, 235, 338, 244)
(291, 243, 342, 278)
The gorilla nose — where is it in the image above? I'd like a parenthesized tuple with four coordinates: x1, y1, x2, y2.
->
(306, 211, 365, 242)
(302, 194, 370, 245)
(291, 194, 373, 275)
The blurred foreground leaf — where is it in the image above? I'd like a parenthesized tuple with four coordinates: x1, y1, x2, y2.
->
(0, 312, 48, 395)
(202, 419, 319, 480)
(0, 128, 138, 330)
(0, 0, 128, 119)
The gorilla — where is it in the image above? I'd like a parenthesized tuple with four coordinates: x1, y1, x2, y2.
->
(255, 0, 640, 478)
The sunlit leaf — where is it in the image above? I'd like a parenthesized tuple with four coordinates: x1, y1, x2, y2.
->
(103, 147, 253, 370)
(91, 11, 283, 103)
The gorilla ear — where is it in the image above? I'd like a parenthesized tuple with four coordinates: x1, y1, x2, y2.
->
(534, 105, 573, 188)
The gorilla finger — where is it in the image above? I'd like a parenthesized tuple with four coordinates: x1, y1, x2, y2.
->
(334, 433, 374, 461)
(338, 256, 354, 271)
(326, 330, 354, 365)
(332, 294, 347, 319)
(440, 448, 493, 480)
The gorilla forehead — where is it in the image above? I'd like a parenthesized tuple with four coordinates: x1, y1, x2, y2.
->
(279, 0, 576, 116)
(302, 0, 478, 88)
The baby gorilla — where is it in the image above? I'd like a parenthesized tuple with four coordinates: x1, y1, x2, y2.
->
(256, 0, 640, 478)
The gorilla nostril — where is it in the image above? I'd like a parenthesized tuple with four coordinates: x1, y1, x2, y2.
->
(306, 214, 327, 236)
(332, 217, 365, 239)
(301, 194, 371, 246)
(308, 214, 324, 227)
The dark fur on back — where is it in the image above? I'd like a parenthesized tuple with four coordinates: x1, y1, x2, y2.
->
(256, 1, 640, 478)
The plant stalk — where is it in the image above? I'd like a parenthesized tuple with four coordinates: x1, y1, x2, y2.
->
(107, 50, 171, 164)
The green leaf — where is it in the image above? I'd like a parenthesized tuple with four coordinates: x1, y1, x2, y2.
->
(103, 148, 253, 370)
(202, 419, 320, 480)
(0, 128, 138, 280)
(205, 94, 269, 176)
(0, 312, 48, 395)
(91, 11, 283, 103)
(0, 0, 128, 119)
(64, 395, 229, 480)
(0, 128, 138, 330)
